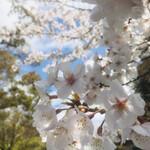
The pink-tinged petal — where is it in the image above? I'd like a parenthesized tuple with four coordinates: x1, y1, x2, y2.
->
(72, 80, 85, 94)
(57, 84, 72, 99)
(110, 79, 128, 100)
(58, 62, 73, 76)
(73, 63, 85, 79)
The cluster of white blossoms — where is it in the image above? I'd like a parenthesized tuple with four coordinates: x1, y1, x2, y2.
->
(1, 0, 150, 68)
(32, 0, 150, 149)
(33, 60, 148, 149)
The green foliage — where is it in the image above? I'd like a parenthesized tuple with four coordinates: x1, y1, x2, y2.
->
(0, 110, 45, 150)
(0, 51, 45, 150)
(0, 50, 19, 80)
(21, 71, 41, 85)
(13, 137, 46, 150)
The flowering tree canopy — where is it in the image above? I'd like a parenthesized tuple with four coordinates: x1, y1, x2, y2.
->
(1, 0, 150, 149)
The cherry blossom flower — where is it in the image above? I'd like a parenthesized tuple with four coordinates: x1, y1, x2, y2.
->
(67, 108, 94, 147)
(102, 125, 121, 143)
(32, 104, 57, 130)
(56, 63, 85, 99)
(46, 121, 73, 150)
(35, 65, 58, 90)
(100, 79, 145, 131)
(82, 90, 100, 106)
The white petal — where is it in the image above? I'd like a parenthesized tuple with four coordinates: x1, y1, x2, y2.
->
(105, 108, 121, 131)
(34, 85, 50, 101)
(73, 63, 85, 79)
(47, 73, 56, 86)
(72, 80, 85, 94)
(54, 133, 70, 150)
(110, 79, 128, 100)
(57, 84, 72, 99)
(54, 77, 65, 89)
(33, 104, 57, 129)
(131, 131, 150, 150)
(47, 66, 57, 74)
(131, 123, 150, 137)
(132, 125, 148, 137)
(46, 131, 55, 150)
(59, 62, 73, 76)
(119, 110, 137, 129)
(127, 94, 145, 116)
(99, 90, 112, 109)
(35, 80, 50, 89)
(104, 138, 116, 150)
(121, 127, 132, 144)
(90, 6, 104, 22)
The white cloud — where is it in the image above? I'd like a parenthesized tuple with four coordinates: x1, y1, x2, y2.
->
(26, 36, 77, 53)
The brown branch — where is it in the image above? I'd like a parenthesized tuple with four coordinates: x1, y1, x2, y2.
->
(141, 55, 150, 62)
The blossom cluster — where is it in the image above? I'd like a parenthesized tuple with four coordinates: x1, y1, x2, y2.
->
(34, 60, 148, 149)
(0, 0, 149, 68)
(32, 0, 150, 149)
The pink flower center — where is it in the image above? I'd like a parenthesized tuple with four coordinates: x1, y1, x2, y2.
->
(113, 97, 128, 111)
(66, 74, 76, 85)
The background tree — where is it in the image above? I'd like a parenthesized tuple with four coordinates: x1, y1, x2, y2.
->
(0, 50, 46, 150)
